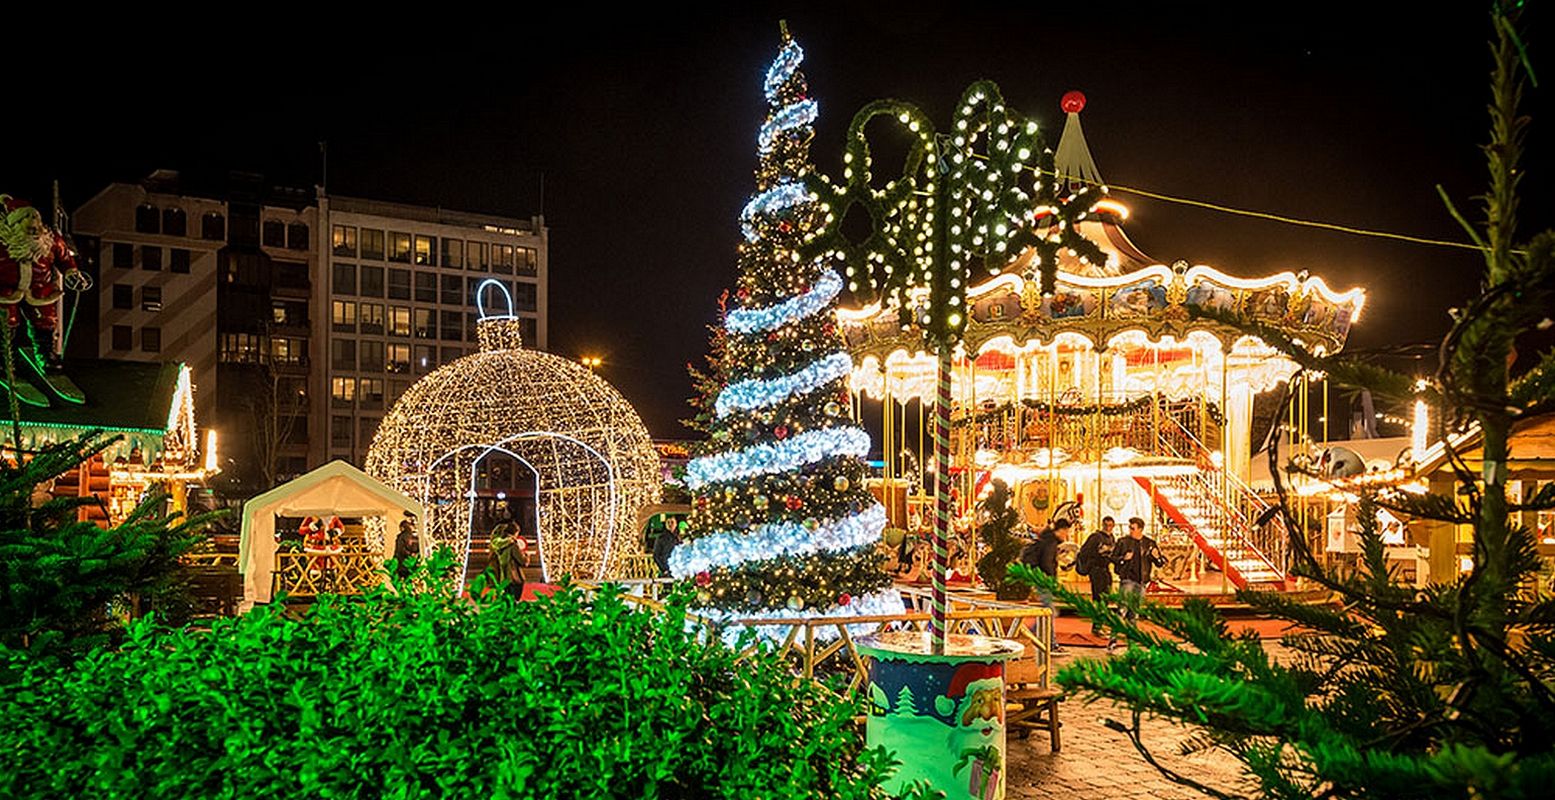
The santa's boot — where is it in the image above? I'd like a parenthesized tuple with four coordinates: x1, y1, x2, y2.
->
(0, 324, 48, 407)
(18, 325, 84, 405)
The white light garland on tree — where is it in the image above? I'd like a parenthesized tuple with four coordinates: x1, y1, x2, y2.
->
(739, 181, 815, 242)
(759, 99, 818, 152)
(702, 588, 908, 645)
(683, 425, 871, 489)
(714, 351, 853, 417)
(762, 37, 805, 99)
(724, 269, 843, 335)
(669, 504, 887, 576)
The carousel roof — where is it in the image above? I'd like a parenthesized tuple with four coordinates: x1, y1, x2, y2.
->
(839, 240, 1366, 359)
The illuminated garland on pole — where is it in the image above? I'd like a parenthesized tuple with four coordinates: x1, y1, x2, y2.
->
(804, 81, 1108, 653)
(676, 24, 899, 626)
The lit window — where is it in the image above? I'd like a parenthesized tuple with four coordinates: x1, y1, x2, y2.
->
(388, 232, 412, 263)
(331, 377, 356, 407)
(332, 300, 356, 332)
(390, 306, 412, 337)
(332, 225, 357, 257)
(360, 303, 385, 335)
(413, 235, 435, 266)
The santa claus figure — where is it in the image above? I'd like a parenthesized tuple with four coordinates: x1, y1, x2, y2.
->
(0, 194, 90, 406)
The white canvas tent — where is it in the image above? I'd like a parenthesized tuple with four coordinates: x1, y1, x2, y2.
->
(239, 460, 424, 605)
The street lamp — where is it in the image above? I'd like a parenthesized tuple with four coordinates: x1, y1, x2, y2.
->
(581, 356, 602, 371)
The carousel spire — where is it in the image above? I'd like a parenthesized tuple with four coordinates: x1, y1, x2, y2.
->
(1053, 90, 1103, 192)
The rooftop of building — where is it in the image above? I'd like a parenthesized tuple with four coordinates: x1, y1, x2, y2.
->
(325, 194, 541, 235)
(19, 359, 187, 433)
(137, 169, 316, 211)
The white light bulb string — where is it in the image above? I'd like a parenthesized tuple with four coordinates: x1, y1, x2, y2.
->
(669, 503, 886, 577)
(725, 269, 842, 336)
(759, 99, 818, 154)
(763, 40, 804, 101)
(715, 350, 852, 418)
(700, 588, 908, 645)
(740, 182, 815, 243)
(684, 425, 871, 490)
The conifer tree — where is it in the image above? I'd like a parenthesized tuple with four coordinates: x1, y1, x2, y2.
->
(0, 434, 206, 657)
(672, 26, 899, 621)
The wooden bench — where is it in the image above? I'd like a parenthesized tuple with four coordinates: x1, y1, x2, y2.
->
(1004, 643, 1062, 751)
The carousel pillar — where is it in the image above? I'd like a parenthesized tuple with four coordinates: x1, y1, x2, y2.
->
(1227, 382, 1254, 483)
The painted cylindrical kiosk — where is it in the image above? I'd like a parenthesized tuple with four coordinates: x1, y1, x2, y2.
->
(857, 631, 1023, 800)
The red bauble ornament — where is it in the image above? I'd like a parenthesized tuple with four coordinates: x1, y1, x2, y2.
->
(798, 281, 810, 294)
(784, 495, 803, 511)
(1061, 90, 1086, 114)
(737, 287, 751, 300)
(695, 571, 712, 586)
(778, 221, 792, 233)
(838, 593, 852, 607)
(774, 425, 789, 440)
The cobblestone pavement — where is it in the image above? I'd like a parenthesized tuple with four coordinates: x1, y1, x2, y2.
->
(1004, 648, 1260, 799)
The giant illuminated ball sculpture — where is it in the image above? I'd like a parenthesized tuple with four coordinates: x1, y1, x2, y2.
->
(365, 280, 660, 583)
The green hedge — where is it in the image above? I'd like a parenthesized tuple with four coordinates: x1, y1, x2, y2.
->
(0, 566, 904, 798)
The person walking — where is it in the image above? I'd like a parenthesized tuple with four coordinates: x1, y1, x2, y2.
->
(1076, 516, 1118, 645)
(392, 517, 420, 579)
(1022, 517, 1072, 652)
(1113, 516, 1166, 625)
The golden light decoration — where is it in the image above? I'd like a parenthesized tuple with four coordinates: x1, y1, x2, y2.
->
(365, 287, 660, 583)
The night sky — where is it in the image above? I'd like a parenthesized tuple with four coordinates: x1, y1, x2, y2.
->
(12, 3, 1551, 438)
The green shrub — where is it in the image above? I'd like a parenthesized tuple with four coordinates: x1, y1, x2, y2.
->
(0, 556, 903, 799)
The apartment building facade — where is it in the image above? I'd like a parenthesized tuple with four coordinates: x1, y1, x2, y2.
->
(72, 172, 547, 489)
(317, 195, 547, 466)
(73, 172, 318, 488)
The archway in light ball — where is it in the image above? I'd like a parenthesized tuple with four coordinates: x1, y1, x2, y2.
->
(365, 279, 661, 582)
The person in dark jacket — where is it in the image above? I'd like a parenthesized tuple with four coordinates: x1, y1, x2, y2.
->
(1022, 517, 1071, 651)
(1113, 516, 1166, 623)
(1021, 519, 1070, 598)
(652, 517, 681, 577)
(392, 517, 420, 579)
(1077, 516, 1117, 640)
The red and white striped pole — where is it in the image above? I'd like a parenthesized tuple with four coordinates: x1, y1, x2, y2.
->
(930, 342, 953, 654)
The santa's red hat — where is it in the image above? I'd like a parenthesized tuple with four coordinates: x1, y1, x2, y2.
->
(1, 195, 40, 226)
(945, 661, 1003, 699)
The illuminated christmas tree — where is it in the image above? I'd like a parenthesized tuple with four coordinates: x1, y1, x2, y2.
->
(672, 26, 899, 622)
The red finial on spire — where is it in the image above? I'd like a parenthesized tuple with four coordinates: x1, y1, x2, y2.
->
(1061, 90, 1086, 114)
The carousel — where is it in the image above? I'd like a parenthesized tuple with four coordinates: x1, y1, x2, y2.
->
(839, 129, 1365, 597)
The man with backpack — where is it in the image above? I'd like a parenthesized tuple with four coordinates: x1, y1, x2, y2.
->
(1075, 516, 1118, 645)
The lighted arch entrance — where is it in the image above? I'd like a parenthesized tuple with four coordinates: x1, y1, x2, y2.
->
(418, 431, 620, 585)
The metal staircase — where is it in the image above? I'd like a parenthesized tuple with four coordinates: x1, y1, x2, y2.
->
(1136, 418, 1289, 590)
